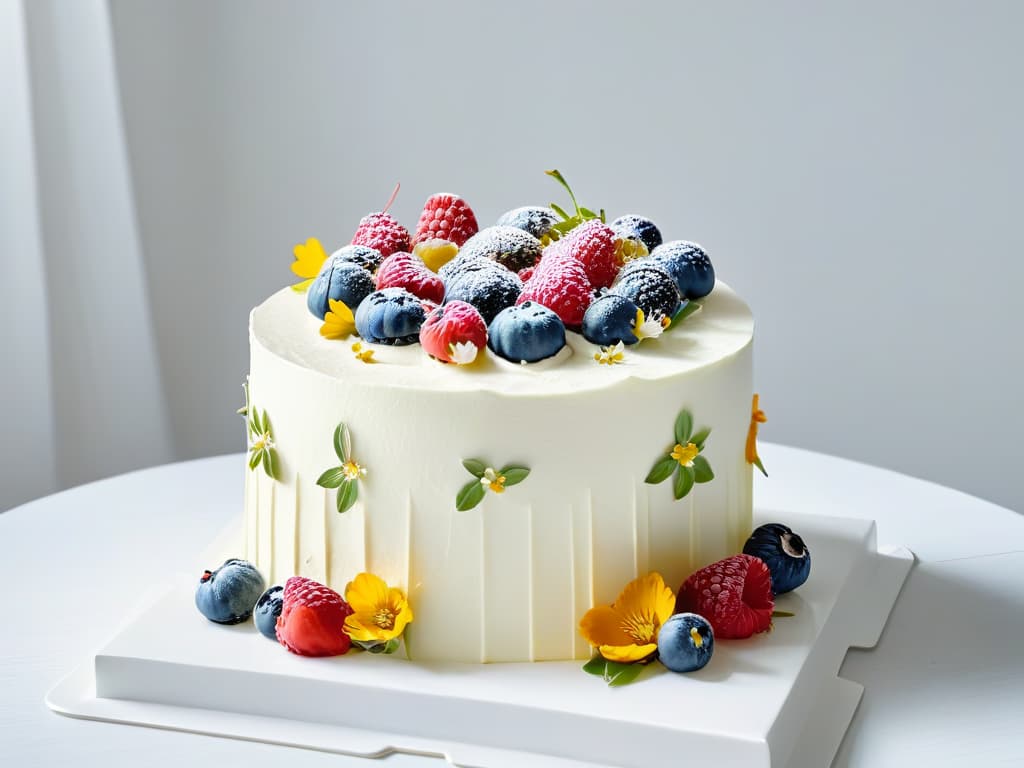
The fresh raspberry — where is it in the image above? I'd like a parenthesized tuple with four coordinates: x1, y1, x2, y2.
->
(412, 194, 479, 247)
(375, 252, 445, 304)
(558, 219, 622, 289)
(419, 300, 488, 364)
(276, 576, 354, 657)
(675, 554, 774, 640)
(517, 265, 536, 282)
(517, 253, 593, 329)
(351, 211, 410, 258)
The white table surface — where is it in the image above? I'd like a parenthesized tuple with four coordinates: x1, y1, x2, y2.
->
(2, 444, 1022, 767)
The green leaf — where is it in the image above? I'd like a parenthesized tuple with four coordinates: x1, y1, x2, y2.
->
(456, 480, 486, 511)
(667, 301, 701, 331)
(549, 202, 572, 221)
(599, 208, 606, 223)
(248, 450, 262, 470)
(462, 459, 487, 478)
(753, 456, 768, 477)
(579, 206, 598, 219)
(582, 657, 644, 686)
(499, 466, 530, 486)
(382, 637, 401, 654)
(334, 423, 351, 462)
(336, 478, 358, 513)
(674, 465, 695, 500)
(692, 455, 714, 484)
(645, 455, 677, 484)
(772, 610, 795, 618)
(545, 169, 580, 217)
(674, 410, 693, 444)
(262, 411, 273, 437)
(690, 427, 711, 450)
(317, 466, 347, 489)
(261, 449, 273, 478)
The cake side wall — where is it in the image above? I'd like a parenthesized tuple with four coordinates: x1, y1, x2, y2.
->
(245, 336, 753, 663)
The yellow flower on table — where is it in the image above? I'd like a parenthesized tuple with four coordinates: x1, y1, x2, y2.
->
(344, 572, 413, 648)
(579, 572, 676, 663)
(319, 299, 355, 340)
(291, 237, 329, 292)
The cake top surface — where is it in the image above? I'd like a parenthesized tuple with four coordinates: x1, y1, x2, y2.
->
(250, 281, 752, 396)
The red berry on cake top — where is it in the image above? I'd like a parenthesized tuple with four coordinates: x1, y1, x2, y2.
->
(375, 252, 445, 304)
(351, 184, 411, 258)
(675, 554, 774, 639)
(517, 248, 594, 329)
(412, 193, 479, 247)
(556, 218, 622, 289)
(275, 576, 354, 657)
(419, 300, 488, 364)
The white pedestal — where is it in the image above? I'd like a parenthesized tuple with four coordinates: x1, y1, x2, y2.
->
(47, 512, 912, 767)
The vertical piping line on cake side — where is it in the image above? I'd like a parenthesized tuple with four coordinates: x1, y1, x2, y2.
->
(568, 501, 576, 658)
(527, 502, 535, 662)
(322, 486, 330, 586)
(687, 490, 697, 572)
(243, 467, 250, 562)
(631, 481, 639, 579)
(404, 491, 412, 592)
(479, 506, 486, 663)
(586, 488, 594, 608)
(293, 473, 300, 576)
(251, 471, 259, 565)
(269, 480, 276, 583)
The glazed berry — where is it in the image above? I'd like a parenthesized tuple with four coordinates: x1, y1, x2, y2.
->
(375, 252, 445, 304)
(609, 262, 681, 320)
(194, 558, 266, 625)
(581, 294, 644, 346)
(438, 253, 498, 284)
(419, 300, 488, 364)
(307, 256, 377, 319)
(657, 612, 714, 673)
(354, 288, 427, 345)
(495, 206, 561, 241)
(412, 193, 479, 247)
(275, 576, 353, 657)
(517, 251, 594, 329)
(611, 214, 663, 252)
(675, 554, 774, 639)
(650, 240, 716, 300)
(556, 219, 622, 289)
(444, 263, 523, 325)
(253, 585, 284, 640)
(351, 209, 410, 259)
(488, 302, 566, 364)
(331, 243, 384, 274)
(457, 226, 543, 273)
(412, 238, 459, 273)
(742, 523, 811, 595)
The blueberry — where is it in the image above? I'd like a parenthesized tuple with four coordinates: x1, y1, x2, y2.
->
(438, 254, 497, 284)
(331, 244, 384, 274)
(457, 226, 543, 273)
(611, 214, 662, 252)
(444, 264, 523, 325)
(194, 558, 266, 625)
(581, 294, 642, 346)
(742, 523, 811, 595)
(650, 241, 715, 300)
(496, 207, 561, 241)
(253, 585, 284, 640)
(307, 256, 377, 319)
(609, 262, 681, 320)
(658, 613, 714, 673)
(354, 288, 427, 345)
(488, 302, 566, 363)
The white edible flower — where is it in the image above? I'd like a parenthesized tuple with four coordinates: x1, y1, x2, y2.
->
(633, 309, 667, 341)
(448, 341, 479, 365)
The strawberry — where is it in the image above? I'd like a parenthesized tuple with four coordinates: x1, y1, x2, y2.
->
(419, 301, 488, 364)
(351, 184, 410, 258)
(375, 252, 445, 304)
(557, 219, 622, 289)
(675, 554, 774, 640)
(276, 576, 353, 657)
(412, 194, 479, 247)
(517, 249, 593, 329)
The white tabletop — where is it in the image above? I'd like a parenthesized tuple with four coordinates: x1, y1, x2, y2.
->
(2, 445, 1022, 767)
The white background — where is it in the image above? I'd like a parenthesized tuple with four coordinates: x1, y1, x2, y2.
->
(3, 0, 1020, 514)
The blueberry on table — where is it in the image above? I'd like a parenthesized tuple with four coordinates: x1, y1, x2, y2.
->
(488, 301, 566, 364)
(657, 612, 714, 673)
(253, 585, 284, 640)
(194, 558, 266, 625)
(650, 241, 716, 300)
(742, 523, 811, 595)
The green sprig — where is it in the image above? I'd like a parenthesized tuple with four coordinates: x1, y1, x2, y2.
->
(582, 656, 646, 687)
(545, 169, 606, 239)
(456, 459, 531, 511)
(645, 408, 715, 501)
(316, 423, 364, 513)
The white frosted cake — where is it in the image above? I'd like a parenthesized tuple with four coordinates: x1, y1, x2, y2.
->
(244, 278, 754, 662)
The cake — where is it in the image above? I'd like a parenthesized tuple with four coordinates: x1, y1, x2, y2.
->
(241, 173, 760, 663)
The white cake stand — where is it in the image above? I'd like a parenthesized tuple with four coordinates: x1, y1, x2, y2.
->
(47, 511, 912, 768)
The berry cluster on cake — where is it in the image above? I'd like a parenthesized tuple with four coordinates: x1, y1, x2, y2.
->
(202, 170, 812, 680)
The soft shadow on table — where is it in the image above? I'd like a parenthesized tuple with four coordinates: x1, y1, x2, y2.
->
(832, 553, 1024, 767)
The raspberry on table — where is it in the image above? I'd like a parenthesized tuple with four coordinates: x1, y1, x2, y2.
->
(276, 576, 354, 657)
(675, 554, 774, 639)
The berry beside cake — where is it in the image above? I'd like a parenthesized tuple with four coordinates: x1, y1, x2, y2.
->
(239, 171, 770, 664)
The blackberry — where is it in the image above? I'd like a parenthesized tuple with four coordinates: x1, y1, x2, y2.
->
(457, 226, 543, 273)
(609, 262, 681, 321)
(444, 265, 523, 325)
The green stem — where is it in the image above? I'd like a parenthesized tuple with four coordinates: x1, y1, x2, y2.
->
(545, 169, 581, 218)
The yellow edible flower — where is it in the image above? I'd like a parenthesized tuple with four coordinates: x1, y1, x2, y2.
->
(746, 393, 768, 476)
(594, 341, 625, 365)
(480, 467, 506, 494)
(342, 459, 366, 481)
(579, 573, 676, 663)
(352, 342, 375, 363)
(671, 442, 699, 467)
(344, 573, 413, 646)
(291, 237, 329, 292)
(319, 299, 355, 339)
